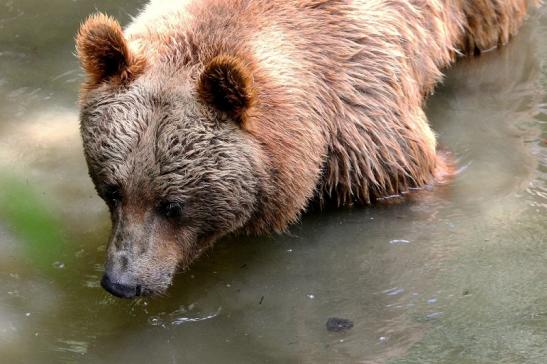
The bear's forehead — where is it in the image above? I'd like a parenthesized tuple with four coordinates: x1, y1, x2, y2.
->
(82, 83, 214, 145)
(81, 83, 243, 192)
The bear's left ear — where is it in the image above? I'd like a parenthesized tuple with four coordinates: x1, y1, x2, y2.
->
(76, 13, 145, 89)
(197, 55, 256, 127)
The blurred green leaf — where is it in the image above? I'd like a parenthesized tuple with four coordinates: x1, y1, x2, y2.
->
(0, 174, 64, 268)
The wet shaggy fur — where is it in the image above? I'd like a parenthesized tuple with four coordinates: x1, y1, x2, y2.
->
(77, 0, 537, 295)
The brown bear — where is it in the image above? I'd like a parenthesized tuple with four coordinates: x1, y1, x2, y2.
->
(76, 0, 536, 298)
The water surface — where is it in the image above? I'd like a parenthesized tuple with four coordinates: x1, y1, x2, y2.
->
(0, 1, 546, 363)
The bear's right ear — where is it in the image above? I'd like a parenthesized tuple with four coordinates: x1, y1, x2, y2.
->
(76, 13, 145, 89)
(197, 55, 256, 128)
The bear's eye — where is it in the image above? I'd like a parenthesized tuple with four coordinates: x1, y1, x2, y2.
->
(158, 201, 183, 220)
(103, 185, 122, 206)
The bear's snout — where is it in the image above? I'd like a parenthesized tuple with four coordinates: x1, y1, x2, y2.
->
(98, 205, 186, 298)
(100, 272, 141, 299)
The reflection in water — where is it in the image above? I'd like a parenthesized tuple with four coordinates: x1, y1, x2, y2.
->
(0, 1, 546, 363)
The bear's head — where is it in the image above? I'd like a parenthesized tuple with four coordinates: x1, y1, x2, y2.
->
(76, 14, 266, 298)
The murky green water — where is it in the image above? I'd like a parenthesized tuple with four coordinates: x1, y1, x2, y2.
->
(0, 1, 546, 363)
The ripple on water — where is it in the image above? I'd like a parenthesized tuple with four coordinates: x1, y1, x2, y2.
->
(390, 239, 411, 245)
(147, 305, 222, 328)
(54, 339, 88, 355)
(384, 287, 405, 296)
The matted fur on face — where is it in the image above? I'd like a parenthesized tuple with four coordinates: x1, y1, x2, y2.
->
(80, 74, 259, 296)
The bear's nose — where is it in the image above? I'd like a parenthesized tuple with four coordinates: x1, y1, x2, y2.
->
(100, 273, 141, 299)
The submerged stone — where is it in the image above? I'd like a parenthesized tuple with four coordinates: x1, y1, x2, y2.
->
(326, 317, 354, 332)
